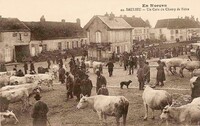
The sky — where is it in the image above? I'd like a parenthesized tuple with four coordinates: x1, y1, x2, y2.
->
(0, 0, 199, 27)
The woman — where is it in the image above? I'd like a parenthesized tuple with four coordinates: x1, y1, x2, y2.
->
(156, 60, 166, 86)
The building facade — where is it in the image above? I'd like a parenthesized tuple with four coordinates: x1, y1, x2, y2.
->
(154, 18, 200, 42)
(123, 16, 150, 42)
(24, 16, 88, 57)
(84, 13, 132, 60)
(0, 17, 31, 62)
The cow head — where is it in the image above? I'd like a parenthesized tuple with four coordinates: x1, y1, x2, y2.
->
(77, 95, 89, 109)
(160, 105, 171, 120)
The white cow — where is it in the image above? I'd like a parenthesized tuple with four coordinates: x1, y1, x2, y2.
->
(160, 97, 200, 126)
(1, 87, 30, 111)
(161, 58, 189, 75)
(142, 85, 172, 120)
(0, 110, 19, 125)
(77, 95, 129, 126)
(0, 74, 10, 87)
(180, 61, 200, 77)
(10, 76, 27, 85)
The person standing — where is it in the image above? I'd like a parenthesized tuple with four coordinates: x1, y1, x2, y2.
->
(156, 60, 166, 86)
(65, 72, 74, 100)
(97, 84, 109, 95)
(143, 62, 150, 84)
(58, 65, 65, 84)
(31, 94, 49, 126)
(73, 74, 81, 101)
(96, 71, 107, 93)
(128, 57, 134, 75)
(47, 58, 51, 69)
(76, 58, 80, 68)
(81, 75, 93, 96)
(137, 63, 145, 90)
(30, 61, 36, 74)
(23, 62, 28, 74)
(106, 60, 114, 77)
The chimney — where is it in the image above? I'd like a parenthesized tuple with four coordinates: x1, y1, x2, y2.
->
(104, 12, 109, 16)
(40, 15, 45, 22)
(61, 19, 65, 23)
(109, 12, 115, 20)
(76, 18, 81, 26)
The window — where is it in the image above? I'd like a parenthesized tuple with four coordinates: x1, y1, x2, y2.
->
(67, 42, 69, 49)
(13, 33, 17, 37)
(76, 41, 79, 48)
(159, 29, 162, 34)
(95, 31, 101, 43)
(171, 36, 174, 40)
(180, 36, 183, 40)
(18, 33, 22, 40)
(175, 30, 179, 34)
(42, 44, 47, 52)
(58, 42, 62, 50)
(72, 41, 74, 48)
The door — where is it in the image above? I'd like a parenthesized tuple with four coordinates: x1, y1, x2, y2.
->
(15, 45, 30, 62)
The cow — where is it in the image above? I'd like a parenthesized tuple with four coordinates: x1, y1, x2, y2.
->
(0, 87, 30, 111)
(0, 110, 19, 125)
(179, 60, 200, 77)
(190, 76, 200, 99)
(0, 74, 10, 88)
(77, 95, 129, 126)
(160, 97, 200, 126)
(142, 85, 172, 120)
(161, 58, 189, 75)
(9, 76, 27, 85)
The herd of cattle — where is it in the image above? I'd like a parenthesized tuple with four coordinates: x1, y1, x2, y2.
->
(0, 57, 200, 125)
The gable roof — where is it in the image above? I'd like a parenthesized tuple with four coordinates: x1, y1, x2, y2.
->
(84, 15, 132, 30)
(0, 18, 30, 32)
(123, 17, 150, 27)
(155, 18, 200, 29)
(24, 21, 86, 40)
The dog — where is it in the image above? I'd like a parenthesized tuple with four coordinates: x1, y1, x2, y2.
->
(120, 80, 132, 89)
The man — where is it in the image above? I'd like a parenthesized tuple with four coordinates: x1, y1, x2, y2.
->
(143, 62, 150, 84)
(59, 65, 65, 84)
(137, 63, 145, 90)
(97, 84, 109, 95)
(47, 58, 51, 69)
(81, 75, 93, 96)
(96, 71, 107, 93)
(65, 72, 73, 100)
(31, 94, 49, 126)
(128, 57, 134, 75)
(106, 59, 114, 77)
(156, 60, 165, 86)
(30, 61, 36, 74)
(73, 74, 81, 101)
(23, 62, 28, 74)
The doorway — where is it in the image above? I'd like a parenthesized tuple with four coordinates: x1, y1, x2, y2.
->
(15, 45, 30, 62)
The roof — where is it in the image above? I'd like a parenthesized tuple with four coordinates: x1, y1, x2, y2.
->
(123, 17, 150, 27)
(155, 18, 200, 29)
(24, 21, 86, 40)
(84, 15, 132, 30)
(0, 18, 30, 32)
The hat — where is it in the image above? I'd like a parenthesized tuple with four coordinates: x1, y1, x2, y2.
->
(34, 94, 41, 100)
(96, 70, 100, 74)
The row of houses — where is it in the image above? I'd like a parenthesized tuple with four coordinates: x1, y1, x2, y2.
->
(0, 16, 87, 62)
(1, 13, 200, 62)
(85, 13, 200, 60)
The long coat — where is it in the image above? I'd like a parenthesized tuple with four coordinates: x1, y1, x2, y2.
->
(31, 101, 49, 126)
(59, 68, 65, 83)
(81, 78, 93, 96)
(73, 77, 81, 96)
(96, 75, 107, 93)
(66, 75, 74, 92)
(156, 63, 166, 82)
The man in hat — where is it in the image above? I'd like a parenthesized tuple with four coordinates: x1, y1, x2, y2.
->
(96, 70, 107, 93)
(81, 74, 93, 96)
(106, 59, 114, 77)
(31, 94, 49, 126)
(58, 65, 65, 84)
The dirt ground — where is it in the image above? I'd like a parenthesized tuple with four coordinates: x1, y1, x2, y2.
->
(4, 56, 194, 126)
